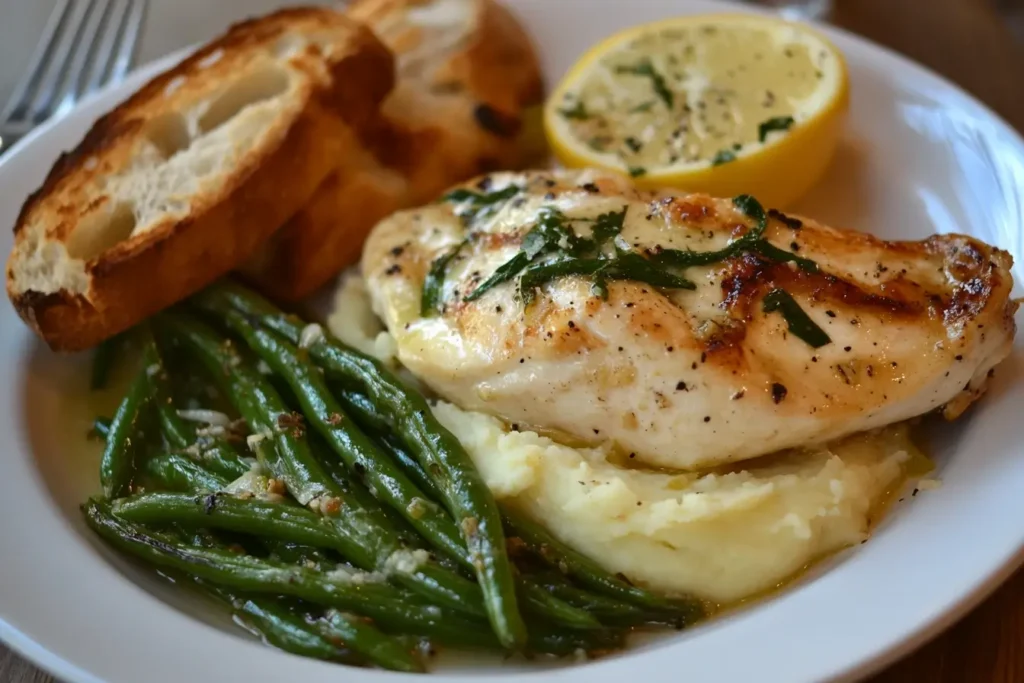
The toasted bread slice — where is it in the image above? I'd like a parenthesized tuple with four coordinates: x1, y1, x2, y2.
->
(243, 0, 544, 301)
(7, 8, 393, 351)
(243, 126, 408, 295)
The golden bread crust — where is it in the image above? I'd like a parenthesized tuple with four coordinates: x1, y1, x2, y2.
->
(7, 7, 394, 350)
(245, 0, 544, 302)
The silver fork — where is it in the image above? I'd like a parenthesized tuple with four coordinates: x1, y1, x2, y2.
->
(0, 0, 147, 155)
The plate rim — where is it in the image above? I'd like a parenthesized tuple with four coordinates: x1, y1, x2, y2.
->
(2, 2, 1024, 682)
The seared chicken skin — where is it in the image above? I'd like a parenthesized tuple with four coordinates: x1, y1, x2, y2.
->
(362, 170, 1017, 470)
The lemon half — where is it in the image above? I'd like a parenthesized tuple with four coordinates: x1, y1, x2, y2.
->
(544, 14, 849, 207)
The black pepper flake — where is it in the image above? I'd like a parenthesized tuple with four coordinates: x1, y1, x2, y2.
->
(618, 346, 624, 352)
(476, 176, 493, 191)
(593, 429, 600, 435)
(790, 242, 800, 251)
(625, 302, 635, 308)
(768, 209, 803, 230)
(676, 381, 688, 391)
(811, 356, 818, 363)
(825, 310, 836, 318)
(567, 321, 576, 329)
(543, 192, 556, 201)
(700, 352, 707, 363)
(389, 245, 405, 257)
(629, 452, 636, 459)
(519, 358, 525, 364)
(581, 182, 600, 193)
(703, 416, 711, 423)
(384, 264, 402, 276)
(495, 305, 503, 313)
(667, 346, 674, 352)
(511, 424, 519, 431)
(844, 346, 852, 352)
(955, 354, 963, 361)
(732, 389, 745, 400)
(771, 383, 788, 404)
(692, 362, 698, 370)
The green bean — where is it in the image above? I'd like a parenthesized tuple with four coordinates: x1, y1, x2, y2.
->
(86, 499, 488, 644)
(522, 573, 684, 627)
(526, 625, 626, 657)
(146, 473, 377, 666)
(146, 337, 249, 480)
(315, 610, 424, 673)
(201, 301, 467, 566)
(91, 333, 124, 390)
(207, 588, 362, 665)
(267, 542, 334, 567)
(334, 389, 444, 503)
(302, 434, 425, 551)
(504, 506, 702, 621)
(114, 492, 371, 556)
(339, 385, 698, 624)
(142, 440, 336, 569)
(159, 475, 366, 663)
(197, 292, 600, 634)
(523, 572, 646, 618)
(144, 454, 228, 493)
(331, 387, 637, 630)
(204, 281, 526, 649)
(99, 351, 155, 498)
(100, 514, 425, 671)
(518, 579, 601, 630)
(116, 489, 595, 631)
(157, 312, 488, 619)
(91, 498, 622, 656)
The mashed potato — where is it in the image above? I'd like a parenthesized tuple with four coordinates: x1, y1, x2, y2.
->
(434, 402, 914, 603)
(329, 273, 921, 604)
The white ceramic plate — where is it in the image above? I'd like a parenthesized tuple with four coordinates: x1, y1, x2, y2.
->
(2, 1, 1024, 682)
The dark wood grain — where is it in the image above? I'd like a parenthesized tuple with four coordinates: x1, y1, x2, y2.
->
(2, 0, 1023, 681)
(833, 0, 1024, 132)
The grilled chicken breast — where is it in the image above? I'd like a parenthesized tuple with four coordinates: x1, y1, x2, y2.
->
(362, 170, 1017, 470)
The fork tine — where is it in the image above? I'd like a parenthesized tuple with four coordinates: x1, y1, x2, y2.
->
(83, 0, 129, 95)
(26, 0, 95, 124)
(51, 0, 116, 119)
(108, 0, 146, 83)
(0, 0, 71, 126)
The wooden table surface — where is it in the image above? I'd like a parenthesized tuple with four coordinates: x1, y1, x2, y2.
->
(2, 0, 1024, 681)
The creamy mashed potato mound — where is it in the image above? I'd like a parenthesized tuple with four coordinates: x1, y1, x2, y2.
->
(329, 274, 919, 604)
(434, 402, 912, 603)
